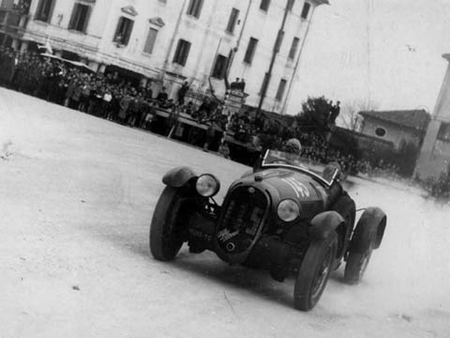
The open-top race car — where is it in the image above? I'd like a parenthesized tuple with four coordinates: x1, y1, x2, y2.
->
(149, 149, 387, 311)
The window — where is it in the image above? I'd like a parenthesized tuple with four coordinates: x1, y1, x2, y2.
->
(211, 54, 228, 79)
(113, 17, 134, 46)
(226, 8, 239, 34)
(35, 0, 54, 22)
(260, 0, 270, 11)
(274, 30, 284, 52)
(186, 0, 203, 18)
(287, 0, 295, 11)
(68, 2, 92, 33)
(244, 37, 258, 64)
(375, 127, 387, 137)
(173, 39, 191, 66)
(144, 27, 158, 54)
(275, 79, 287, 101)
(301, 2, 311, 19)
(259, 72, 269, 95)
(288, 37, 300, 59)
(437, 122, 450, 142)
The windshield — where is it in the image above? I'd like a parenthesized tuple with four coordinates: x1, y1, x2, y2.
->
(261, 150, 339, 187)
(261, 149, 309, 168)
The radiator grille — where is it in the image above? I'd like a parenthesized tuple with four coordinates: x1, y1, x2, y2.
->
(217, 186, 268, 254)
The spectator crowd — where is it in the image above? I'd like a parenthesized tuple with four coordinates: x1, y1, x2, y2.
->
(0, 47, 403, 180)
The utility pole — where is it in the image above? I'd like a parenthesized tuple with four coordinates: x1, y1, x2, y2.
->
(256, 0, 291, 116)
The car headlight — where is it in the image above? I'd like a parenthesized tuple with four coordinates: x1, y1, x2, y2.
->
(196, 174, 220, 197)
(277, 199, 300, 222)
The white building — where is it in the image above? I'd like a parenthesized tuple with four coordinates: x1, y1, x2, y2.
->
(415, 54, 450, 180)
(1, 0, 328, 114)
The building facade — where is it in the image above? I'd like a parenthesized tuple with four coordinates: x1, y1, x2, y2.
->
(358, 109, 430, 151)
(0, 0, 327, 114)
(415, 54, 450, 180)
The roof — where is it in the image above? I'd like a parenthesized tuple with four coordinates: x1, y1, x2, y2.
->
(359, 109, 431, 131)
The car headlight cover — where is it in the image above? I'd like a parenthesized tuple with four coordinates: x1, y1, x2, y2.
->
(196, 174, 220, 197)
(277, 199, 300, 222)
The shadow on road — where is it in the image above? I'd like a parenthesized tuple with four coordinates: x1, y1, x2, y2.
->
(92, 223, 296, 309)
(172, 251, 294, 309)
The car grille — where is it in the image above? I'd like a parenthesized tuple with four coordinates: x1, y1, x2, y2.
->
(217, 186, 268, 254)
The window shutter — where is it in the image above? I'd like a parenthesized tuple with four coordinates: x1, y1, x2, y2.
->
(144, 28, 158, 54)
(276, 79, 287, 101)
(82, 5, 92, 33)
(113, 17, 123, 42)
(68, 3, 77, 29)
(181, 41, 191, 66)
(123, 19, 134, 45)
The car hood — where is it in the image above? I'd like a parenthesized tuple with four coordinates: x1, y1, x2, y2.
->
(238, 168, 328, 205)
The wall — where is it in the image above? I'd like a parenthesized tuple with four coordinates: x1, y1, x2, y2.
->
(361, 117, 422, 150)
(17, 0, 321, 112)
(415, 54, 450, 180)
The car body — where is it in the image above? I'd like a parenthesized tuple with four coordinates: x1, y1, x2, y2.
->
(149, 150, 387, 311)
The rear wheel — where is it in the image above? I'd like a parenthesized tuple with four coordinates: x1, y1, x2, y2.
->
(294, 233, 337, 311)
(150, 186, 185, 261)
(344, 215, 377, 284)
(344, 250, 373, 284)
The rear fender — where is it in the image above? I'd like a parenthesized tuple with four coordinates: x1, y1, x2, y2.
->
(162, 167, 197, 188)
(309, 211, 344, 240)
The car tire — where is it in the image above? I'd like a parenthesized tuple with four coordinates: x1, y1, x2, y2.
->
(149, 186, 184, 261)
(344, 216, 377, 284)
(294, 232, 338, 311)
(344, 249, 373, 284)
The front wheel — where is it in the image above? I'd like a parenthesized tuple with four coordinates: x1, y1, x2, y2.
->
(150, 186, 185, 261)
(294, 233, 338, 311)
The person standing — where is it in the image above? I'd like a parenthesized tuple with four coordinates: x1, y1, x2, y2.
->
(118, 91, 131, 125)
(142, 101, 156, 130)
(79, 80, 91, 112)
(329, 101, 341, 125)
(230, 78, 240, 90)
(156, 86, 168, 106)
(203, 122, 217, 152)
(177, 81, 189, 106)
(70, 80, 82, 110)
(102, 86, 113, 119)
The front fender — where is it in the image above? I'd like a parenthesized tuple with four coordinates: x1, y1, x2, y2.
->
(309, 211, 344, 240)
(162, 167, 197, 188)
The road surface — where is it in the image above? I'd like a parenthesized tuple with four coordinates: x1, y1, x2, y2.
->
(0, 88, 449, 337)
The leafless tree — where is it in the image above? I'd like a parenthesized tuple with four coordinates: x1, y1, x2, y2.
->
(337, 99, 379, 131)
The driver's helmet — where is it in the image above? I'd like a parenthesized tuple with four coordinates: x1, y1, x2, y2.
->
(323, 161, 343, 182)
(284, 138, 302, 155)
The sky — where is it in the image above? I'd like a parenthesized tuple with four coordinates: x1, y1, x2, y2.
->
(289, 0, 450, 118)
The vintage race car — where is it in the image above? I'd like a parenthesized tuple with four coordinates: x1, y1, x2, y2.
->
(149, 149, 387, 311)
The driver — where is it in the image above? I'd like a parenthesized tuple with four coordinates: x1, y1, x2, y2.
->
(283, 138, 302, 155)
(323, 161, 346, 207)
(253, 138, 303, 171)
(281, 138, 303, 165)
